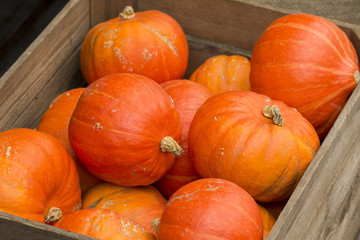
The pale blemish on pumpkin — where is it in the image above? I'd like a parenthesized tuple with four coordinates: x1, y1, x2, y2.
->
(5, 146, 11, 157)
(220, 147, 225, 156)
(65, 92, 70, 96)
(111, 109, 117, 113)
(104, 40, 114, 48)
(120, 219, 132, 237)
(102, 200, 114, 208)
(91, 116, 95, 121)
(293, 108, 298, 112)
(142, 25, 179, 57)
(93, 122, 103, 130)
(99, 26, 106, 32)
(265, 98, 271, 103)
(142, 49, 152, 61)
(167, 184, 220, 206)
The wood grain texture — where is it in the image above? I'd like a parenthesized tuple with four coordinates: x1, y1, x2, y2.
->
(247, 0, 360, 25)
(0, 0, 89, 131)
(0, 211, 95, 240)
(90, 0, 137, 27)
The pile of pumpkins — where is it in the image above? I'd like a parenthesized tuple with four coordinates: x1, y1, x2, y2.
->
(0, 5, 358, 240)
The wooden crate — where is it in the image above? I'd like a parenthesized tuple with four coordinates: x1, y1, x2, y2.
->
(0, 0, 359, 239)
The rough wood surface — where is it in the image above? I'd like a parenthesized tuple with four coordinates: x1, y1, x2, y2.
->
(90, 0, 137, 27)
(0, 211, 95, 240)
(247, 0, 360, 25)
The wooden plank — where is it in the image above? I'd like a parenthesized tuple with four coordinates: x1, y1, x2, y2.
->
(90, 0, 137, 27)
(246, 0, 360, 25)
(0, 0, 89, 131)
(11, 44, 86, 129)
(267, 28, 360, 240)
(137, 0, 288, 51)
(0, 211, 95, 240)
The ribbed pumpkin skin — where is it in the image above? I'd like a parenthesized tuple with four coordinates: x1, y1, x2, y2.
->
(54, 208, 155, 240)
(82, 182, 167, 235)
(190, 55, 251, 94)
(154, 80, 212, 198)
(188, 91, 320, 202)
(0, 128, 81, 223)
(250, 13, 359, 140)
(37, 88, 101, 194)
(69, 73, 182, 186)
(80, 8, 188, 84)
(157, 178, 263, 240)
(257, 204, 276, 240)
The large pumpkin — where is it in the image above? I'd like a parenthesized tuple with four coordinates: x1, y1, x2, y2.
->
(0, 128, 81, 223)
(55, 208, 155, 240)
(154, 80, 212, 198)
(156, 178, 263, 240)
(37, 88, 101, 194)
(250, 13, 359, 140)
(80, 5, 188, 84)
(69, 73, 182, 186)
(190, 55, 251, 94)
(82, 182, 167, 235)
(188, 91, 320, 202)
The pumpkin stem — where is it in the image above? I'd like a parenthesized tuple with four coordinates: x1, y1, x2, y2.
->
(151, 218, 161, 233)
(119, 6, 135, 20)
(263, 105, 283, 126)
(160, 136, 183, 157)
(44, 207, 62, 223)
(354, 70, 359, 84)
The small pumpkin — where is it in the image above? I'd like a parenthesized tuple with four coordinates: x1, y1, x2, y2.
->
(55, 208, 155, 240)
(154, 80, 212, 198)
(82, 182, 167, 235)
(0, 128, 81, 223)
(188, 91, 320, 202)
(190, 55, 251, 94)
(37, 88, 101, 194)
(257, 204, 276, 239)
(250, 13, 359, 140)
(155, 178, 263, 240)
(81, 5, 188, 84)
(69, 73, 182, 186)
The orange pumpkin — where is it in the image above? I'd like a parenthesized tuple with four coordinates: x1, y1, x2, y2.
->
(37, 88, 101, 194)
(250, 13, 359, 140)
(190, 55, 251, 94)
(156, 178, 263, 240)
(69, 73, 182, 186)
(258, 204, 276, 239)
(154, 80, 212, 198)
(0, 128, 81, 223)
(82, 182, 167, 235)
(55, 208, 155, 240)
(81, 5, 188, 84)
(188, 91, 320, 202)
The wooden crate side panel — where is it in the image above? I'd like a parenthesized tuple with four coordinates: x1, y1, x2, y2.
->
(90, 0, 137, 27)
(268, 29, 360, 239)
(137, 0, 288, 50)
(11, 45, 86, 129)
(0, 211, 95, 240)
(0, 0, 89, 131)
